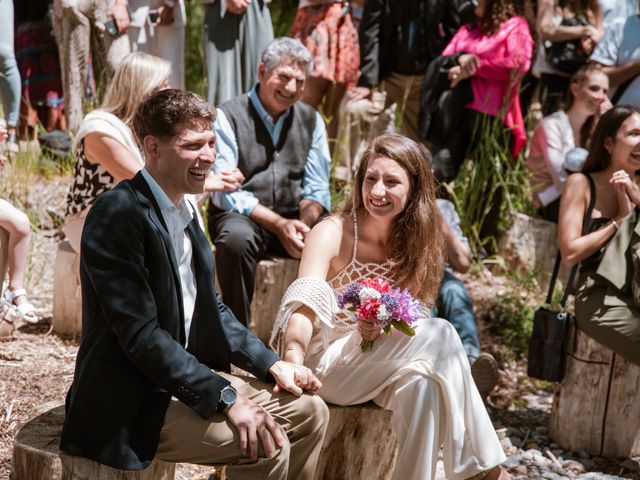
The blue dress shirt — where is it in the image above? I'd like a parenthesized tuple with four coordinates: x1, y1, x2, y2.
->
(210, 85, 331, 216)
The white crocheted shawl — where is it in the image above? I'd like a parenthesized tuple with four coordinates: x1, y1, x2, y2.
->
(269, 277, 337, 356)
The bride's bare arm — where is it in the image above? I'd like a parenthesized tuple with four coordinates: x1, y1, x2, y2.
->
(282, 218, 343, 364)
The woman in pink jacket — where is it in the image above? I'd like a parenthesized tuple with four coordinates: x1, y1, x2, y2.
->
(431, 0, 534, 241)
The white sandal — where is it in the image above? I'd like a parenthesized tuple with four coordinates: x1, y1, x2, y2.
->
(3, 288, 38, 323)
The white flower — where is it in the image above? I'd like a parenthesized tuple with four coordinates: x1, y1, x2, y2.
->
(376, 304, 391, 322)
(359, 287, 381, 302)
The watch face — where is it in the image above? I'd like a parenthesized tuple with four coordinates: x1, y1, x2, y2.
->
(221, 386, 237, 405)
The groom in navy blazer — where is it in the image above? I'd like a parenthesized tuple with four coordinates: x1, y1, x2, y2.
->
(60, 89, 328, 479)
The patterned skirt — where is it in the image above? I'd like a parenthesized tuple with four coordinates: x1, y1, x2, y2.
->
(290, 2, 360, 87)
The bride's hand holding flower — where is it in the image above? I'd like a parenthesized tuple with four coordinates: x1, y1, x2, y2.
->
(357, 319, 382, 342)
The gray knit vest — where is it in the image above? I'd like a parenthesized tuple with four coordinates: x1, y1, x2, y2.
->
(219, 94, 317, 219)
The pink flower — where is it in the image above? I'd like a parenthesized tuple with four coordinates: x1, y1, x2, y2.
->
(357, 298, 382, 323)
(360, 277, 391, 293)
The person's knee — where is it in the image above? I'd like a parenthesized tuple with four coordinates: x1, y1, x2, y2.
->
(439, 277, 470, 304)
(296, 394, 330, 436)
(213, 218, 258, 259)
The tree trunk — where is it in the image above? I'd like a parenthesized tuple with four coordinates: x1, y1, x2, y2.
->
(52, 241, 82, 336)
(11, 403, 175, 480)
(549, 326, 640, 457)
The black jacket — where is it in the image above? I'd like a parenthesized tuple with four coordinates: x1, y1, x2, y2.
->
(60, 172, 280, 470)
(358, 0, 476, 87)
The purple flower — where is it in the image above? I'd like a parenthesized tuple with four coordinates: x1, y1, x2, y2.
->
(392, 288, 422, 325)
(338, 282, 363, 308)
(380, 293, 399, 315)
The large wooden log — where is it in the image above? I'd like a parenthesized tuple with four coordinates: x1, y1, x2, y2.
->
(11, 403, 175, 480)
(498, 213, 569, 285)
(249, 256, 299, 342)
(316, 402, 398, 480)
(549, 326, 640, 457)
(52, 240, 82, 336)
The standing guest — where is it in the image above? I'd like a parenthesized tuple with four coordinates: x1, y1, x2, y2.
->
(127, 0, 186, 89)
(204, 0, 274, 106)
(436, 198, 500, 398)
(534, 0, 602, 115)
(527, 63, 610, 222)
(209, 38, 331, 327)
(14, 0, 67, 136)
(52, 0, 132, 133)
(60, 88, 330, 476)
(591, 11, 640, 107)
(0, 121, 38, 333)
(558, 105, 640, 366)
(0, 0, 23, 154)
(350, 0, 450, 142)
(289, 0, 361, 143)
(432, 0, 535, 183)
(271, 134, 510, 480)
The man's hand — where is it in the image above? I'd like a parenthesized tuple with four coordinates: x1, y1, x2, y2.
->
(157, 4, 175, 25)
(225, 393, 287, 461)
(226, 0, 249, 15)
(107, 1, 131, 34)
(269, 360, 322, 395)
(204, 168, 245, 192)
(274, 218, 309, 259)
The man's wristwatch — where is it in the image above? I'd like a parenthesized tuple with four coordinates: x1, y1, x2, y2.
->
(217, 385, 237, 413)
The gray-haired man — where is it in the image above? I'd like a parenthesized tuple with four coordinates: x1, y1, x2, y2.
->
(208, 37, 331, 326)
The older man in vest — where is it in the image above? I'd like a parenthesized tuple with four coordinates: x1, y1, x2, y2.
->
(208, 38, 331, 326)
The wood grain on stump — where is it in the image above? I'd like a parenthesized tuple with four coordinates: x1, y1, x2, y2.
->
(52, 241, 82, 336)
(550, 326, 640, 458)
(315, 402, 398, 480)
(250, 256, 299, 342)
(11, 403, 175, 480)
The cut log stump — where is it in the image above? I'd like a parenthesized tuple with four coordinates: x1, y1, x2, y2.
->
(499, 213, 569, 286)
(316, 402, 398, 480)
(249, 256, 299, 342)
(11, 403, 175, 479)
(549, 326, 640, 458)
(52, 241, 82, 336)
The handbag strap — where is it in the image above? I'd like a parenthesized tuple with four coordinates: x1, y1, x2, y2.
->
(546, 173, 597, 308)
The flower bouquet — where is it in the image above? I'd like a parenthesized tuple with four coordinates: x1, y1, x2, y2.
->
(337, 277, 422, 352)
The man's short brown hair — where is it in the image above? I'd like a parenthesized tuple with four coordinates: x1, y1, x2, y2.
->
(133, 89, 216, 142)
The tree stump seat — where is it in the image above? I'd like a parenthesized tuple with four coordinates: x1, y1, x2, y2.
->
(249, 256, 300, 342)
(52, 240, 82, 336)
(12, 402, 396, 480)
(549, 326, 640, 458)
(11, 403, 175, 480)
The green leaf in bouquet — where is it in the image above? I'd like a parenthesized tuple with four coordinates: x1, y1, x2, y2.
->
(391, 320, 416, 337)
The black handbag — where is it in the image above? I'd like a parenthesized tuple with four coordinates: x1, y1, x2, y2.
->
(527, 175, 596, 381)
(527, 254, 578, 381)
(544, 15, 590, 75)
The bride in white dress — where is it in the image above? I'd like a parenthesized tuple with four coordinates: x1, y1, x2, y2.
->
(270, 134, 509, 480)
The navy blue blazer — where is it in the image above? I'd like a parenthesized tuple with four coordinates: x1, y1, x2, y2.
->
(60, 172, 280, 470)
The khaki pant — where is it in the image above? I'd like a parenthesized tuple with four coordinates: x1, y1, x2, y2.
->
(334, 72, 424, 182)
(155, 372, 330, 480)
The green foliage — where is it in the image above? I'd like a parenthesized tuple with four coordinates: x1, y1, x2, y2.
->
(485, 269, 541, 358)
(270, 0, 298, 37)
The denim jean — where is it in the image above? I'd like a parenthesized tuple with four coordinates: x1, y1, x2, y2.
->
(0, 0, 21, 127)
(432, 270, 481, 361)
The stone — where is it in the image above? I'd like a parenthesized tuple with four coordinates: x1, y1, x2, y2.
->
(11, 403, 175, 479)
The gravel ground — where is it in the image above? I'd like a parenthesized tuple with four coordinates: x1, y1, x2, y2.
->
(0, 174, 638, 480)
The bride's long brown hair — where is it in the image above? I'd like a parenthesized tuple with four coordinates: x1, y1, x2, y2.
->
(341, 134, 445, 305)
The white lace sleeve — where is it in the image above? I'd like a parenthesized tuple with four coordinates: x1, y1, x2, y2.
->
(269, 277, 338, 356)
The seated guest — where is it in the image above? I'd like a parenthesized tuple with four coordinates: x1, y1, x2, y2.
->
(591, 11, 640, 106)
(436, 198, 499, 398)
(527, 64, 610, 222)
(558, 105, 640, 367)
(60, 89, 330, 476)
(209, 37, 331, 326)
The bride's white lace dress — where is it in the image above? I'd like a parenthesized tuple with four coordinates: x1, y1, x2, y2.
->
(271, 215, 505, 480)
